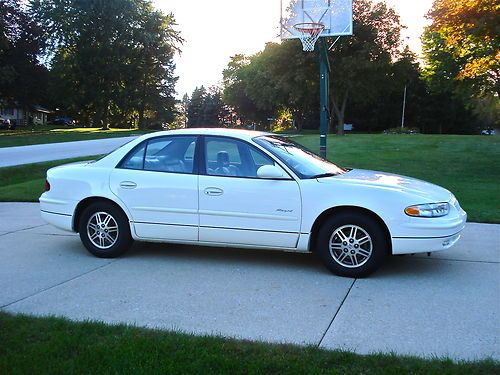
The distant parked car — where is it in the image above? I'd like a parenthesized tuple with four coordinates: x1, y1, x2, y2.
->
(0, 116, 15, 130)
(52, 117, 75, 126)
(481, 128, 496, 135)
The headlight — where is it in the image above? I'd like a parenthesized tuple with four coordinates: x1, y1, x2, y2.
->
(405, 202, 450, 218)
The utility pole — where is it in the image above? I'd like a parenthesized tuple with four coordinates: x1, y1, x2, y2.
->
(401, 84, 407, 129)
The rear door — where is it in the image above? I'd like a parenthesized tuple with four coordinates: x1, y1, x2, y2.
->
(110, 135, 199, 241)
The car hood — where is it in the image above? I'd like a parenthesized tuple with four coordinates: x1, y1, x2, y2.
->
(319, 169, 452, 202)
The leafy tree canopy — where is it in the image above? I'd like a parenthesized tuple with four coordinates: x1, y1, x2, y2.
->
(187, 86, 232, 128)
(31, 0, 182, 128)
(423, 0, 499, 126)
(426, 0, 499, 83)
(223, 0, 411, 134)
(0, 0, 48, 109)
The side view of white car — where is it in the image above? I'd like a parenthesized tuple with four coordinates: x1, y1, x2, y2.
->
(40, 129, 467, 277)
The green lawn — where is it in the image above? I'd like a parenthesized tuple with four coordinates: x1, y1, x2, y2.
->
(296, 134, 500, 223)
(0, 126, 148, 148)
(0, 156, 101, 201)
(0, 312, 496, 375)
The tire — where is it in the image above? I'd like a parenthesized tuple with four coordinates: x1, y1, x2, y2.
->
(78, 202, 132, 258)
(316, 212, 388, 278)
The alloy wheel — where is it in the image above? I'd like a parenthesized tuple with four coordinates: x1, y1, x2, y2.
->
(329, 224, 373, 268)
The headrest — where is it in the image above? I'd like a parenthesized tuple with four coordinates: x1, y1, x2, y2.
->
(217, 151, 229, 164)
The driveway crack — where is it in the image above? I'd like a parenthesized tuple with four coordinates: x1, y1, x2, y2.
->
(0, 224, 48, 237)
(318, 278, 356, 348)
(0, 260, 118, 309)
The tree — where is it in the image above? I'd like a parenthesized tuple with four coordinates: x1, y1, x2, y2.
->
(223, 0, 408, 134)
(422, 0, 499, 126)
(31, 0, 182, 128)
(125, 8, 181, 129)
(223, 42, 319, 131)
(426, 0, 498, 84)
(187, 86, 230, 127)
(223, 54, 271, 128)
(187, 86, 206, 128)
(0, 0, 48, 112)
(327, 0, 405, 134)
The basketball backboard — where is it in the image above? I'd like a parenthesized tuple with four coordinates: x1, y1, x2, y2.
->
(280, 0, 353, 40)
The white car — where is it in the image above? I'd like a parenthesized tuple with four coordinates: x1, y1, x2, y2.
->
(40, 129, 467, 277)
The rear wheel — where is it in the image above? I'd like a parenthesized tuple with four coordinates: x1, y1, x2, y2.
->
(79, 202, 132, 258)
(317, 212, 388, 278)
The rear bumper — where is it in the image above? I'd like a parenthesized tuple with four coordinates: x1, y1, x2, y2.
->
(41, 210, 74, 232)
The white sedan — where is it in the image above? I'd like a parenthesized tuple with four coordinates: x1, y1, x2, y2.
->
(40, 129, 467, 277)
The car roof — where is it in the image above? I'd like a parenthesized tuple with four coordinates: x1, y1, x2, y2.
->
(139, 128, 270, 142)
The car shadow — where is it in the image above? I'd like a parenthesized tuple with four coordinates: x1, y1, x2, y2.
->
(56, 235, 455, 279)
(126, 241, 329, 275)
(374, 255, 454, 279)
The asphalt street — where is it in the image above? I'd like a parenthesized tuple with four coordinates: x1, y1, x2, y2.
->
(0, 202, 498, 361)
(0, 136, 138, 167)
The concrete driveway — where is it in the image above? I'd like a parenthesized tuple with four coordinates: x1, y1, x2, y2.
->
(0, 136, 137, 167)
(0, 202, 498, 361)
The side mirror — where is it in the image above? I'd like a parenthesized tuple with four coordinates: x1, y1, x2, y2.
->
(257, 165, 288, 179)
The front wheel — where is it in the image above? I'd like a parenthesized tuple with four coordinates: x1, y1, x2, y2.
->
(316, 213, 388, 278)
(78, 202, 132, 258)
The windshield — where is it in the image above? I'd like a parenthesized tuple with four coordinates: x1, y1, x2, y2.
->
(254, 135, 347, 179)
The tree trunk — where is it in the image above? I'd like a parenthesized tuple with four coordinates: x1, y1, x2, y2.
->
(331, 90, 349, 135)
(102, 102, 110, 130)
(293, 110, 302, 133)
(138, 57, 150, 130)
(138, 107, 145, 130)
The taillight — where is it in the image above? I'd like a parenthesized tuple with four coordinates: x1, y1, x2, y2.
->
(44, 180, 51, 192)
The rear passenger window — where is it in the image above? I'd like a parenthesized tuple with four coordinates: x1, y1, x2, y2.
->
(118, 136, 197, 174)
(120, 144, 145, 170)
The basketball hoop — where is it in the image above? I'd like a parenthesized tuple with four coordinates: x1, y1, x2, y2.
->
(293, 22, 325, 52)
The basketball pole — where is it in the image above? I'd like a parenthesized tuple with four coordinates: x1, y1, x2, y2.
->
(318, 38, 330, 158)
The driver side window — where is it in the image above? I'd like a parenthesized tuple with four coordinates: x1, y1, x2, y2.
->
(205, 137, 275, 178)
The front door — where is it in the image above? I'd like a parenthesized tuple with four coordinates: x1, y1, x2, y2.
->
(198, 136, 302, 248)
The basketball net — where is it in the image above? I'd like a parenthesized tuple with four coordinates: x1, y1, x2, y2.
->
(293, 23, 325, 52)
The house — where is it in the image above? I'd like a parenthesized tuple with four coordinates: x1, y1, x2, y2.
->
(0, 105, 53, 126)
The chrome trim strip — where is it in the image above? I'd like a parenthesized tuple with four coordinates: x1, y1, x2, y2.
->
(132, 207, 198, 215)
(199, 210, 298, 221)
(41, 210, 72, 217)
(392, 230, 462, 240)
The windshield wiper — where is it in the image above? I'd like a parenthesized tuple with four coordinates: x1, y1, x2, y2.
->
(310, 172, 338, 179)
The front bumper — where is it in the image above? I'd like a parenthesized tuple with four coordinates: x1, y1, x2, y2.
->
(391, 231, 462, 255)
(390, 196, 467, 255)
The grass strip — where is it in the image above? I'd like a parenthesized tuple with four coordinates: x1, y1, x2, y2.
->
(0, 156, 101, 201)
(0, 312, 497, 375)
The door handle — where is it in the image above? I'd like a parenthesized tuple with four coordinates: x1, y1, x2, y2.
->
(204, 187, 223, 196)
(119, 181, 137, 189)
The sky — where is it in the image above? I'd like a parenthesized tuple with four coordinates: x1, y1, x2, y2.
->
(152, 0, 434, 98)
